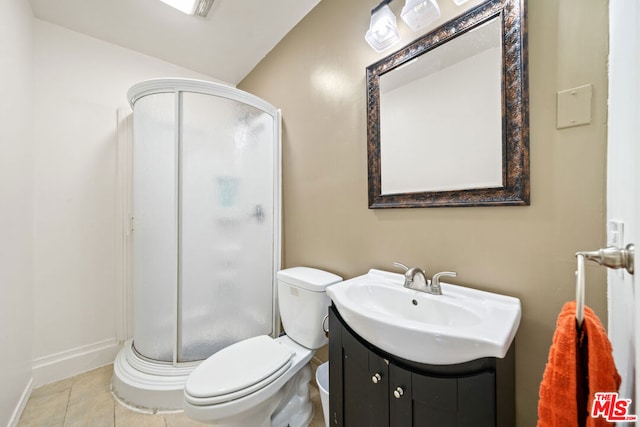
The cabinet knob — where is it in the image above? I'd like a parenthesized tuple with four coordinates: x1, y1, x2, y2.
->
(393, 386, 404, 399)
(371, 373, 382, 384)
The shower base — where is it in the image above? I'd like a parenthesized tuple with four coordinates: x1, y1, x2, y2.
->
(111, 341, 198, 412)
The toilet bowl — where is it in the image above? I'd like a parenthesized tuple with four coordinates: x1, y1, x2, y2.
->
(183, 267, 342, 426)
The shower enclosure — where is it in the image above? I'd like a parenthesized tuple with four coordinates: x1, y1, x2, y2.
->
(112, 79, 281, 411)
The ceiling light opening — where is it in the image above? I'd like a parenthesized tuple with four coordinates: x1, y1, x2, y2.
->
(158, 0, 215, 17)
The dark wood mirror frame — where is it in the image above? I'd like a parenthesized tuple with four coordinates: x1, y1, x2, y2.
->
(367, 0, 529, 208)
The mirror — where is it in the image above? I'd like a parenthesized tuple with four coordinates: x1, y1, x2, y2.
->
(367, 0, 528, 208)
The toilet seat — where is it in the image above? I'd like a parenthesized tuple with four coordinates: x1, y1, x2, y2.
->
(184, 335, 293, 406)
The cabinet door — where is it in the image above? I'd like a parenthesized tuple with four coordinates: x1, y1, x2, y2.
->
(408, 369, 458, 426)
(342, 326, 389, 427)
(393, 364, 496, 427)
(328, 307, 343, 426)
(457, 371, 496, 426)
(389, 364, 412, 427)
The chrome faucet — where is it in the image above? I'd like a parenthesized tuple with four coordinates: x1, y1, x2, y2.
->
(393, 263, 457, 295)
(405, 266, 429, 291)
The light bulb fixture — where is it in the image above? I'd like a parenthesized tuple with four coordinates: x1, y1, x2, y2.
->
(400, 0, 441, 31)
(158, 0, 215, 17)
(366, 0, 447, 52)
(365, 2, 401, 53)
(453, 0, 470, 4)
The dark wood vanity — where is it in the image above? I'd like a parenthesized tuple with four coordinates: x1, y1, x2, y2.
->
(328, 305, 515, 427)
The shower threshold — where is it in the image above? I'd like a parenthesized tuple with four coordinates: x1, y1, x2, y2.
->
(111, 341, 199, 413)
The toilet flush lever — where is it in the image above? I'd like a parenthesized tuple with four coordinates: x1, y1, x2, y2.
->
(322, 314, 329, 338)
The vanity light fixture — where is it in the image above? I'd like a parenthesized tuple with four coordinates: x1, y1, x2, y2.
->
(365, 1, 401, 52)
(158, 0, 215, 17)
(366, 0, 444, 52)
(400, 0, 441, 31)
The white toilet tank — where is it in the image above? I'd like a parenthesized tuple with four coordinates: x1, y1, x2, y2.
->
(277, 267, 342, 349)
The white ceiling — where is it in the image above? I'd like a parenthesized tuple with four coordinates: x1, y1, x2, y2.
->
(29, 0, 321, 85)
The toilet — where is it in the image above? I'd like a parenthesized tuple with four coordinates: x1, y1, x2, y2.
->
(183, 267, 342, 426)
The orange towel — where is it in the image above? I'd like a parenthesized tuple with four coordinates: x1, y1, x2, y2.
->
(538, 301, 621, 427)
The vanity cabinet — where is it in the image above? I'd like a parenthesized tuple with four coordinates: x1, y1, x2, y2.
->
(328, 305, 515, 427)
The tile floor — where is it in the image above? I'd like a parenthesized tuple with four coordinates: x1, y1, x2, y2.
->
(18, 364, 326, 427)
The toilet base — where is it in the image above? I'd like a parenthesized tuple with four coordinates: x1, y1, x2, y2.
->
(185, 364, 313, 427)
(271, 364, 313, 427)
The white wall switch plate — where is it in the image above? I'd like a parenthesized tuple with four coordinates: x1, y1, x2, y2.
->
(607, 219, 624, 247)
(607, 219, 625, 277)
(557, 84, 592, 129)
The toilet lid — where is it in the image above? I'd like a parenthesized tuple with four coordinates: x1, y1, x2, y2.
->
(185, 335, 293, 400)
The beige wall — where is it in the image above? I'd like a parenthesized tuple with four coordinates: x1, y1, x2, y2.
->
(240, 0, 609, 424)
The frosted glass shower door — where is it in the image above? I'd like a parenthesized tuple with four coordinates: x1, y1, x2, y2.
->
(179, 92, 276, 362)
(132, 92, 178, 362)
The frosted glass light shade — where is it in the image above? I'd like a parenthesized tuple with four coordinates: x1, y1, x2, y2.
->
(453, 0, 470, 4)
(365, 5, 401, 52)
(400, 0, 441, 31)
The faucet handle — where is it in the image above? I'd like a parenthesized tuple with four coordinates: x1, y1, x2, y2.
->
(431, 271, 457, 287)
(392, 262, 409, 272)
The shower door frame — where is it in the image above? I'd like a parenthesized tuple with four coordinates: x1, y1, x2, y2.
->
(116, 78, 282, 367)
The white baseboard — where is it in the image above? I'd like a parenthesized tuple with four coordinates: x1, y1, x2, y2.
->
(32, 338, 122, 387)
(8, 376, 33, 427)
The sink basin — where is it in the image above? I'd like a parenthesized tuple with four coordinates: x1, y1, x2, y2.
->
(326, 269, 521, 365)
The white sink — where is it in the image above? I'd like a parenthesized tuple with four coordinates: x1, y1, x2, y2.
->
(326, 269, 521, 365)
